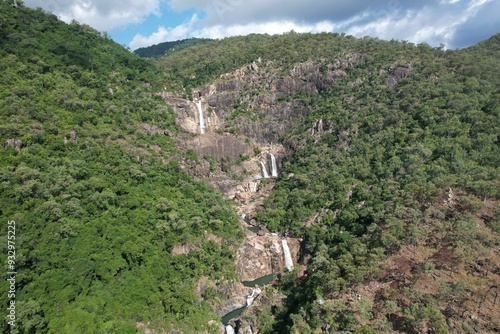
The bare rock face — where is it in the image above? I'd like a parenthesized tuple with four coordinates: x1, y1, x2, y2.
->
(196, 278, 249, 317)
(185, 133, 253, 161)
(5, 139, 22, 150)
(208, 320, 226, 334)
(183, 158, 211, 178)
(162, 57, 358, 143)
(236, 234, 301, 282)
(387, 63, 412, 87)
(171, 243, 198, 255)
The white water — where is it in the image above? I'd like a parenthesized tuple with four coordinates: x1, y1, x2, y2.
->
(252, 181, 258, 192)
(282, 239, 293, 271)
(269, 153, 278, 177)
(195, 100, 205, 134)
(260, 161, 269, 178)
(225, 325, 235, 334)
(246, 287, 262, 306)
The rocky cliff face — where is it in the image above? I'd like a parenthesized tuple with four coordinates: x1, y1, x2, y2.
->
(161, 58, 348, 329)
(196, 277, 249, 317)
(161, 56, 363, 201)
(236, 234, 301, 282)
(162, 56, 360, 144)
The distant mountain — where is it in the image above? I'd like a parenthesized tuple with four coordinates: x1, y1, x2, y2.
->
(134, 38, 212, 58)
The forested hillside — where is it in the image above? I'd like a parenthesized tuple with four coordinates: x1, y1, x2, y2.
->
(0, 2, 241, 333)
(134, 38, 212, 58)
(155, 32, 500, 333)
(1, 1, 499, 333)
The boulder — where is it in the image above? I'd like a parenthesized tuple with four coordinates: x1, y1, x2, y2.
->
(5, 139, 22, 150)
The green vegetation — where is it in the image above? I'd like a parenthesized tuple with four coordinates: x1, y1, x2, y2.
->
(134, 38, 212, 58)
(1, 1, 499, 332)
(0, 2, 242, 333)
(260, 34, 499, 333)
(157, 31, 500, 332)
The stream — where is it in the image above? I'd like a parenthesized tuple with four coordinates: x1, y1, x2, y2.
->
(220, 153, 291, 333)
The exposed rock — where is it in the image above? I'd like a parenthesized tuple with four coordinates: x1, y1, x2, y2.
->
(5, 138, 22, 150)
(185, 133, 253, 161)
(162, 58, 357, 143)
(220, 158, 230, 173)
(138, 123, 170, 136)
(184, 158, 211, 178)
(204, 231, 223, 244)
(235, 320, 254, 334)
(234, 191, 253, 202)
(236, 234, 301, 281)
(171, 243, 198, 255)
(208, 320, 225, 334)
(387, 63, 412, 87)
(149, 144, 162, 153)
(196, 277, 260, 319)
(136, 322, 157, 334)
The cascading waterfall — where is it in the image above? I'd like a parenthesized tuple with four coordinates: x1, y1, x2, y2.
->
(260, 161, 269, 178)
(246, 287, 262, 307)
(195, 100, 205, 134)
(282, 239, 293, 271)
(225, 325, 235, 334)
(269, 153, 278, 177)
(252, 181, 258, 192)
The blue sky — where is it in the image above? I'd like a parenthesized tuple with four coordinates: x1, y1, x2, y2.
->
(24, 0, 500, 50)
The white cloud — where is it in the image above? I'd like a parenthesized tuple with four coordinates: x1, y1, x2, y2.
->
(129, 13, 198, 50)
(344, 0, 494, 48)
(24, 0, 163, 31)
(24, 0, 498, 50)
(128, 19, 343, 49)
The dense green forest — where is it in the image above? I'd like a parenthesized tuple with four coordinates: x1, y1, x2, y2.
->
(0, 2, 242, 333)
(1, 0, 499, 333)
(155, 32, 500, 332)
(134, 38, 212, 58)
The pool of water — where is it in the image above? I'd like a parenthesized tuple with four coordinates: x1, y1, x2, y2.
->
(247, 226, 261, 233)
(242, 273, 276, 287)
(221, 306, 247, 326)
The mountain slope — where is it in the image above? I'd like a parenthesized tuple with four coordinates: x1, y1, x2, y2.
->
(0, 3, 242, 333)
(134, 38, 212, 58)
(156, 32, 500, 333)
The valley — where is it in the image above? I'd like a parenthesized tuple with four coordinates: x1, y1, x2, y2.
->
(0, 2, 499, 333)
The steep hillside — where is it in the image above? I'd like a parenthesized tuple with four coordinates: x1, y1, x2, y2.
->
(1, 1, 498, 332)
(156, 32, 500, 333)
(134, 38, 212, 58)
(0, 2, 242, 333)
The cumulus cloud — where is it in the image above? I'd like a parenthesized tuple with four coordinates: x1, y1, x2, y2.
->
(452, 0, 500, 47)
(129, 13, 198, 50)
(23, 0, 499, 50)
(24, 0, 163, 31)
(169, 0, 401, 26)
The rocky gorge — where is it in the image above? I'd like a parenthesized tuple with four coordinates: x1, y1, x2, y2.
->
(158, 59, 356, 332)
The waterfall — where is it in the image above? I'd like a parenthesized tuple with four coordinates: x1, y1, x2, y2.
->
(260, 161, 269, 179)
(269, 153, 278, 177)
(225, 325, 235, 334)
(252, 181, 258, 192)
(246, 287, 261, 306)
(282, 239, 293, 271)
(195, 100, 205, 134)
